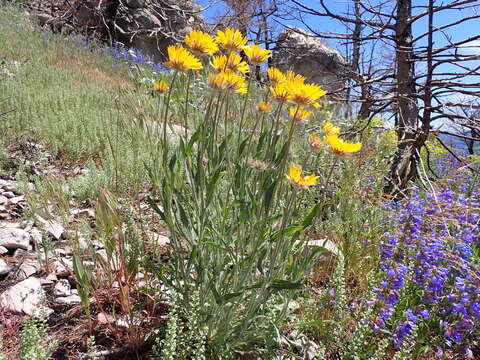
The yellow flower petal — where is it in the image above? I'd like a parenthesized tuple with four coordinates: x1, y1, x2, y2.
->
(267, 67, 285, 85)
(270, 83, 290, 102)
(323, 122, 340, 135)
(289, 106, 312, 122)
(185, 30, 218, 56)
(258, 101, 273, 113)
(286, 163, 319, 188)
(164, 45, 203, 72)
(243, 44, 272, 65)
(215, 27, 248, 52)
(153, 80, 169, 93)
(309, 132, 325, 150)
(286, 81, 327, 107)
(326, 134, 362, 156)
(211, 52, 249, 74)
(208, 71, 247, 94)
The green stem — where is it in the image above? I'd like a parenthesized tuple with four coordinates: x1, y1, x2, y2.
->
(163, 71, 178, 147)
(267, 101, 284, 156)
(183, 73, 192, 138)
(237, 72, 253, 152)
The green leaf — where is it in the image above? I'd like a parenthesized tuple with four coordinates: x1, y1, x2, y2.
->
(263, 180, 277, 213)
(169, 153, 177, 171)
(206, 167, 223, 207)
(186, 130, 201, 155)
(268, 279, 303, 290)
(283, 226, 304, 237)
(147, 196, 167, 222)
(302, 203, 320, 229)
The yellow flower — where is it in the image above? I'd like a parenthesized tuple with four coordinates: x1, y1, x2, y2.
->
(215, 27, 248, 52)
(286, 163, 320, 188)
(323, 122, 340, 135)
(286, 82, 327, 108)
(164, 45, 203, 72)
(285, 70, 306, 85)
(211, 53, 249, 74)
(326, 134, 362, 156)
(269, 83, 290, 102)
(185, 30, 218, 56)
(208, 71, 247, 94)
(309, 132, 325, 150)
(267, 67, 285, 85)
(289, 106, 312, 122)
(153, 80, 169, 93)
(242, 44, 272, 65)
(258, 101, 273, 113)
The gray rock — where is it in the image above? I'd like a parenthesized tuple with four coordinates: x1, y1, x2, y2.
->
(0, 223, 31, 250)
(126, 0, 145, 8)
(53, 279, 72, 297)
(0, 258, 11, 275)
(0, 277, 53, 316)
(35, 215, 64, 240)
(272, 27, 347, 98)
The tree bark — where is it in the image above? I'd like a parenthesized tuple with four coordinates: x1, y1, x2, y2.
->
(384, 0, 422, 195)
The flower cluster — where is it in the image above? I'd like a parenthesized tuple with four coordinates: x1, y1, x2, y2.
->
(372, 186, 480, 353)
(308, 121, 362, 156)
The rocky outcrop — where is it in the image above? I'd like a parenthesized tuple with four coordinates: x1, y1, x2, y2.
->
(272, 27, 347, 98)
(25, 0, 206, 61)
(113, 0, 205, 61)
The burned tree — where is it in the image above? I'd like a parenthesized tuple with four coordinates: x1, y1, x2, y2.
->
(290, 0, 480, 194)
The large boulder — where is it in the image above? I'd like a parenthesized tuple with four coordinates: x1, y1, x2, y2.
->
(272, 28, 347, 98)
(26, 0, 206, 61)
(113, 0, 206, 61)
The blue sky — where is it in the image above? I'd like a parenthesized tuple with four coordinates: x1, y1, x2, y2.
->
(198, 0, 480, 59)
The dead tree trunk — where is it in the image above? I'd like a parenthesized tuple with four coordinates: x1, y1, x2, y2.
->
(384, 0, 422, 195)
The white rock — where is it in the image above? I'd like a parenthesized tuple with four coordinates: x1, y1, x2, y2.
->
(17, 259, 41, 280)
(151, 233, 170, 247)
(307, 239, 340, 255)
(97, 312, 114, 324)
(2, 192, 15, 199)
(0, 196, 8, 205)
(0, 223, 31, 249)
(0, 246, 8, 254)
(70, 208, 95, 219)
(56, 294, 81, 305)
(0, 277, 53, 316)
(0, 259, 11, 275)
(46, 273, 58, 282)
(307, 239, 341, 267)
(53, 259, 73, 276)
(35, 215, 64, 240)
(29, 228, 43, 244)
(9, 195, 25, 205)
(53, 279, 71, 297)
(2, 183, 18, 193)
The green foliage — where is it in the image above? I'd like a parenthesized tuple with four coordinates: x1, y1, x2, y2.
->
(0, 4, 406, 358)
(18, 317, 58, 360)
